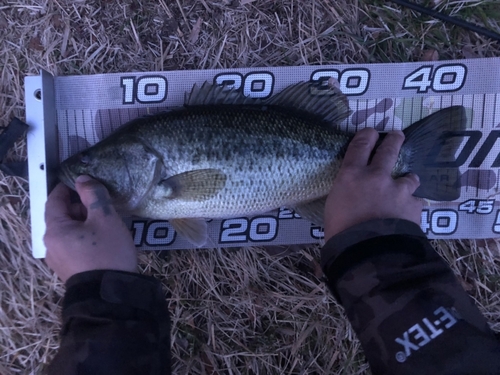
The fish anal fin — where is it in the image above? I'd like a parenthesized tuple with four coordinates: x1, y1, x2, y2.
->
(160, 169, 227, 201)
(170, 218, 208, 247)
(294, 197, 327, 226)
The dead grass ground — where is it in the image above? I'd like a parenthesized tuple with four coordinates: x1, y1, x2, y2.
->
(1, 0, 500, 374)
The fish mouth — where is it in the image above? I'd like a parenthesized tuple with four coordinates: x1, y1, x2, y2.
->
(58, 164, 77, 190)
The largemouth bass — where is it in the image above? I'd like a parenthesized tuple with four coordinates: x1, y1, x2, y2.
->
(59, 82, 466, 246)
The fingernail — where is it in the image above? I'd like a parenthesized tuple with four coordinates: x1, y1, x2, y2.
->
(76, 175, 93, 184)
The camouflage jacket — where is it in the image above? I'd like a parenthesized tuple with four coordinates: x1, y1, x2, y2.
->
(48, 219, 500, 374)
(321, 218, 500, 375)
(47, 270, 171, 375)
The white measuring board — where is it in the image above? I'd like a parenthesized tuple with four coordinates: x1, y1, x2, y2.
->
(25, 59, 500, 258)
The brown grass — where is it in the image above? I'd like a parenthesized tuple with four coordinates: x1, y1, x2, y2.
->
(1, 0, 500, 374)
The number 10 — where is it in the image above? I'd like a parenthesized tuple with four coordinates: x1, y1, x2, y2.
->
(121, 76, 168, 104)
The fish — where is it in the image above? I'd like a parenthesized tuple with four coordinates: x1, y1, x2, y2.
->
(59, 81, 466, 246)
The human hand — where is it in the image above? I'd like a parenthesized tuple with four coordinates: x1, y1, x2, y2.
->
(44, 175, 137, 282)
(324, 129, 423, 242)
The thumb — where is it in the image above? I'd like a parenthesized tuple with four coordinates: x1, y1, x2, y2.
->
(75, 175, 118, 221)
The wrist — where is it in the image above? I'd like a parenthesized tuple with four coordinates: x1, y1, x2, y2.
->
(64, 270, 164, 314)
(321, 218, 425, 272)
(62, 264, 138, 283)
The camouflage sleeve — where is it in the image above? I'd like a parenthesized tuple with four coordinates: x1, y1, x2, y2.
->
(47, 270, 171, 375)
(321, 218, 500, 375)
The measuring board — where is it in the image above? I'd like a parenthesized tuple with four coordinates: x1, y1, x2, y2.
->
(25, 58, 500, 258)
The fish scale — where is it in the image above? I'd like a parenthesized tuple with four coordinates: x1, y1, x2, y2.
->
(137, 107, 348, 219)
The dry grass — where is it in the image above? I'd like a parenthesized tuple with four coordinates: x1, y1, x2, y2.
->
(1, 0, 500, 374)
(142, 247, 369, 374)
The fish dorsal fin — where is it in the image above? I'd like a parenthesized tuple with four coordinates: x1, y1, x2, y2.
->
(160, 169, 227, 201)
(266, 81, 352, 124)
(185, 82, 261, 106)
(185, 81, 351, 125)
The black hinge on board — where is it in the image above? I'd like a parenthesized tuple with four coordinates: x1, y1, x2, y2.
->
(0, 118, 29, 178)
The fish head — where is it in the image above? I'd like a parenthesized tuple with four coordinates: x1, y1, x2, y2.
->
(58, 138, 162, 214)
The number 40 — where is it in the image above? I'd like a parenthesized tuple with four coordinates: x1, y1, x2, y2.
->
(403, 64, 467, 93)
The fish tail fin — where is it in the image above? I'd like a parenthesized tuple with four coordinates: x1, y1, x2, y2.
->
(402, 106, 467, 201)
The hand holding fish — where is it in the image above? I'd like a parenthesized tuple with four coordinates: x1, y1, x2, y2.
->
(324, 128, 423, 242)
(44, 176, 137, 282)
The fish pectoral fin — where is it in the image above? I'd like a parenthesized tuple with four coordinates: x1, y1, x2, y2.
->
(170, 218, 208, 247)
(294, 197, 327, 226)
(160, 169, 227, 201)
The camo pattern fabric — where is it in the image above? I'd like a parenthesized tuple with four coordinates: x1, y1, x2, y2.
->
(47, 270, 171, 375)
(321, 218, 500, 375)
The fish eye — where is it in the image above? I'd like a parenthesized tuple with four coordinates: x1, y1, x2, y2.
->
(80, 153, 90, 165)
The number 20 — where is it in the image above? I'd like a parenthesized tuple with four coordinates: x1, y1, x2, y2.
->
(219, 217, 278, 243)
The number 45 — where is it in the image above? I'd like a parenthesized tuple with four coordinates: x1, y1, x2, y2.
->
(458, 199, 494, 215)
